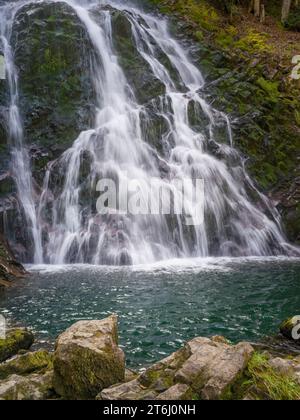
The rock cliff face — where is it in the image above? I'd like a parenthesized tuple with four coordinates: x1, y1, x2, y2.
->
(0, 1, 96, 260)
(0, 234, 27, 288)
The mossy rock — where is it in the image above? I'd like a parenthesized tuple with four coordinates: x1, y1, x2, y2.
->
(109, 9, 166, 104)
(11, 1, 96, 159)
(0, 349, 53, 380)
(0, 329, 34, 363)
(53, 316, 125, 400)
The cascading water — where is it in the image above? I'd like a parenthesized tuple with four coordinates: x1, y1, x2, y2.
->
(0, 0, 43, 263)
(0, 0, 298, 265)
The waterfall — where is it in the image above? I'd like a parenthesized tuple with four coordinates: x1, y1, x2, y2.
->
(0, 0, 298, 265)
(0, 1, 43, 263)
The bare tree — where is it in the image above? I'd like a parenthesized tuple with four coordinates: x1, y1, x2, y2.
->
(282, 0, 292, 22)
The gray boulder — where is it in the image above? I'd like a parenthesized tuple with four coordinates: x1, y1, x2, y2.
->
(53, 315, 125, 400)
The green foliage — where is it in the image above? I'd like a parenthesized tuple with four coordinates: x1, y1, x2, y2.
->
(284, 7, 300, 31)
(235, 30, 273, 54)
(256, 77, 280, 102)
(243, 353, 300, 400)
(150, 0, 220, 31)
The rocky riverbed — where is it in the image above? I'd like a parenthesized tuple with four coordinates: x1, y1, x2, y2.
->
(0, 314, 300, 400)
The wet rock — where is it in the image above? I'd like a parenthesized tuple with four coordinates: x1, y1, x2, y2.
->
(0, 350, 53, 380)
(53, 315, 125, 400)
(12, 1, 95, 157)
(0, 233, 27, 288)
(0, 329, 34, 363)
(0, 371, 54, 400)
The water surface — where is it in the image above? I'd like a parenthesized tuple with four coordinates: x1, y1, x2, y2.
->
(1, 257, 300, 368)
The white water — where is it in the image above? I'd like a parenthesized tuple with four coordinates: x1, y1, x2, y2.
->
(0, 0, 298, 264)
(0, 1, 43, 263)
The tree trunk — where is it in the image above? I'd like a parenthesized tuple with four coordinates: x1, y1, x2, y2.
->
(282, 0, 292, 22)
(254, 0, 261, 17)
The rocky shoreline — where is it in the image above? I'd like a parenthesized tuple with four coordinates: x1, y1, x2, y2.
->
(0, 314, 299, 400)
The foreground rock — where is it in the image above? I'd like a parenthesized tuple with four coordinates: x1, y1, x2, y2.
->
(0, 371, 54, 400)
(53, 315, 125, 400)
(0, 350, 53, 380)
(0, 234, 27, 288)
(99, 336, 254, 401)
(269, 356, 300, 386)
(1, 316, 300, 400)
(0, 329, 34, 363)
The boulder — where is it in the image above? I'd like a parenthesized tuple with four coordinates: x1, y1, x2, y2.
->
(0, 350, 53, 380)
(99, 335, 254, 401)
(0, 371, 54, 400)
(53, 315, 125, 400)
(175, 337, 254, 400)
(0, 329, 34, 363)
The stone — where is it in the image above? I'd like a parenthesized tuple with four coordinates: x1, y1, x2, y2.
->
(0, 350, 53, 380)
(100, 335, 253, 401)
(125, 368, 138, 382)
(175, 338, 254, 400)
(155, 384, 193, 400)
(53, 315, 125, 400)
(269, 357, 300, 385)
(0, 329, 34, 363)
(0, 371, 54, 400)
(99, 379, 149, 401)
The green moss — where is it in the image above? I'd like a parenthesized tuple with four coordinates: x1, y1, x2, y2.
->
(150, 0, 220, 32)
(0, 329, 34, 363)
(235, 30, 273, 54)
(241, 353, 300, 400)
(0, 350, 53, 380)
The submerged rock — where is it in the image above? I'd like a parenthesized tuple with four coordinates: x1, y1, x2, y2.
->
(0, 371, 54, 400)
(0, 329, 34, 363)
(53, 315, 125, 400)
(99, 335, 254, 400)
